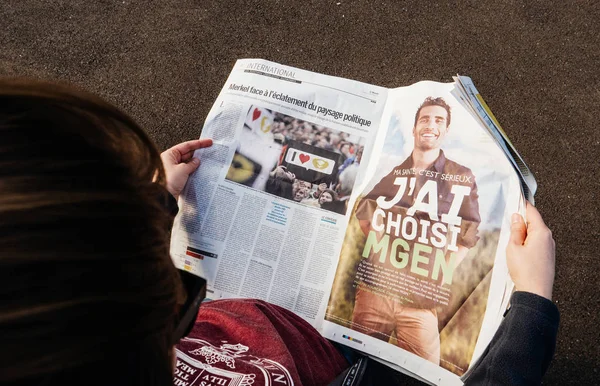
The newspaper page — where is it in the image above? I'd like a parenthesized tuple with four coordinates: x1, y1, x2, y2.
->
(170, 59, 388, 329)
(322, 81, 522, 385)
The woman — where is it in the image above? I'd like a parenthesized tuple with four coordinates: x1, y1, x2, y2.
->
(318, 189, 337, 206)
(0, 79, 349, 386)
(0, 79, 208, 385)
(1, 79, 559, 386)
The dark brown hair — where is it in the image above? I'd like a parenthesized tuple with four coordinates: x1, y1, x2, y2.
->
(413, 96, 452, 128)
(320, 189, 339, 204)
(0, 79, 184, 385)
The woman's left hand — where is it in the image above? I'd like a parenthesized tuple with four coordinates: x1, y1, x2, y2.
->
(161, 139, 213, 199)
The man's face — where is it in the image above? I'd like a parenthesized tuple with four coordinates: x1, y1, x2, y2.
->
(412, 105, 449, 151)
(293, 187, 309, 201)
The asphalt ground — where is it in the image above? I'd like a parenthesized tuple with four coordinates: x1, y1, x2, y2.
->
(1, 1, 599, 384)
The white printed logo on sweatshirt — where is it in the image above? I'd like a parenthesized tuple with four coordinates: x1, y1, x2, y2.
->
(174, 338, 294, 386)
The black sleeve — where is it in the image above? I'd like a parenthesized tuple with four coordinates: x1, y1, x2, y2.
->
(464, 291, 559, 386)
(161, 191, 179, 218)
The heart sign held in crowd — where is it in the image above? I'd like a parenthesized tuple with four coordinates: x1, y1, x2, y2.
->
(244, 106, 274, 141)
(280, 140, 342, 184)
(285, 148, 335, 175)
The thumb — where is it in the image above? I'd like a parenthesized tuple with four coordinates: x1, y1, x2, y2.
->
(179, 157, 201, 175)
(509, 213, 527, 246)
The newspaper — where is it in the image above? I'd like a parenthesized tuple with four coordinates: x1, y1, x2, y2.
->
(169, 59, 532, 386)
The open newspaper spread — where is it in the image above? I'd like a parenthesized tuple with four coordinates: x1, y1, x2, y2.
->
(169, 59, 531, 385)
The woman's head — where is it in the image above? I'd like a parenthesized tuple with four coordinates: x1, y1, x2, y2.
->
(319, 189, 338, 205)
(0, 79, 184, 385)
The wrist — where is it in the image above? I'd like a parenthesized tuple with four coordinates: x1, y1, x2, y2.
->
(516, 284, 553, 301)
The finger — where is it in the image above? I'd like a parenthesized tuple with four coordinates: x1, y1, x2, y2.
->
(171, 139, 214, 161)
(160, 147, 179, 163)
(525, 202, 548, 232)
(181, 139, 213, 162)
(180, 139, 214, 161)
(177, 157, 201, 175)
(180, 150, 195, 162)
(509, 213, 527, 246)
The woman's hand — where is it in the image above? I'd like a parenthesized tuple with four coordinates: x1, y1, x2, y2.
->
(507, 202, 556, 300)
(160, 139, 213, 199)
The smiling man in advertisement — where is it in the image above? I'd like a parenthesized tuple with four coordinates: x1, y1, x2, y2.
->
(351, 96, 481, 364)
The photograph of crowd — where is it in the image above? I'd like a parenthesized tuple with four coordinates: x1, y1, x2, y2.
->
(225, 105, 365, 215)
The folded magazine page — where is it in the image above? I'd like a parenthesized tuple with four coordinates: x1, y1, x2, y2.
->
(170, 59, 388, 327)
(322, 81, 522, 385)
(453, 76, 536, 203)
